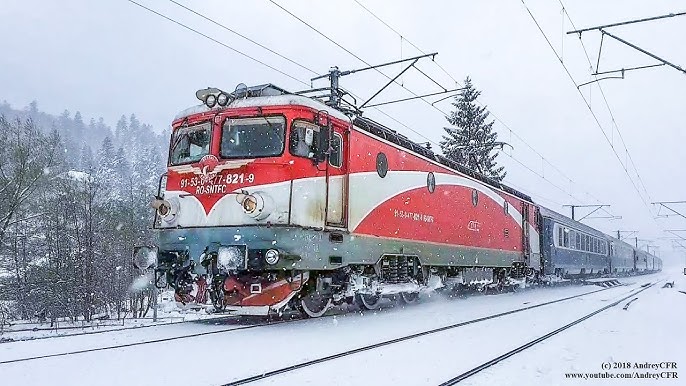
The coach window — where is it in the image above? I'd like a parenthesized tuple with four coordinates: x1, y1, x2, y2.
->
(289, 120, 319, 159)
(557, 227, 563, 247)
(585, 235, 590, 252)
(563, 228, 569, 247)
(576, 233, 581, 250)
(329, 132, 343, 168)
(569, 230, 574, 249)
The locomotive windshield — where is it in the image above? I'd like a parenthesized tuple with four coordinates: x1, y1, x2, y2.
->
(169, 123, 211, 165)
(220, 116, 285, 159)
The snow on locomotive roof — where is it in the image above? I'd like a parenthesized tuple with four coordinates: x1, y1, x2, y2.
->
(174, 91, 349, 122)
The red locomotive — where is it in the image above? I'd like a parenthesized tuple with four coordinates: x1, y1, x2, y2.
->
(132, 81, 542, 317)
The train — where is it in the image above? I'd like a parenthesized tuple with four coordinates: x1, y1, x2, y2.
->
(132, 83, 661, 318)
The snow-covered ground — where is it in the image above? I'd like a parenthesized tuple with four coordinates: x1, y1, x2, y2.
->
(0, 291, 224, 341)
(0, 271, 679, 386)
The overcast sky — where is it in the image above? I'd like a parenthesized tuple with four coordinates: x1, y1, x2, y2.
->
(1, 0, 684, 264)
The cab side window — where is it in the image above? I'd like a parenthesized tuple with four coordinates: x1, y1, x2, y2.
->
(289, 120, 319, 159)
(329, 132, 343, 168)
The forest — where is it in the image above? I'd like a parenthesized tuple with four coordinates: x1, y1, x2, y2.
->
(0, 101, 167, 324)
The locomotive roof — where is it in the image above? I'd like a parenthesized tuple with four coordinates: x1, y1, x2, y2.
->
(175, 83, 533, 202)
(174, 84, 350, 122)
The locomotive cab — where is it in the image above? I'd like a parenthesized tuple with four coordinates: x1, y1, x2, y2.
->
(144, 85, 351, 314)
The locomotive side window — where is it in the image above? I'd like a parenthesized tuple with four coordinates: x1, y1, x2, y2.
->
(376, 152, 388, 178)
(221, 116, 285, 159)
(427, 172, 436, 193)
(290, 120, 319, 159)
(576, 233, 581, 250)
(170, 123, 211, 165)
(329, 132, 343, 168)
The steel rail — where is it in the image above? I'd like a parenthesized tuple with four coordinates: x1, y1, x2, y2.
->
(0, 316, 299, 365)
(1, 314, 241, 343)
(437, 282, 657, 385)
(220, 285, 623, 385)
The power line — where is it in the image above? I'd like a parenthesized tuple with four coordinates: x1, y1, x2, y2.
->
(558, 0, 654, 204)
(349, 0, 610, 209)
(167, 0, 319, 76)
(267, 0, 454, 118)
(124, 0, 310, 86)
(520, 0, 654, 217)
(350, 0, 458, 85)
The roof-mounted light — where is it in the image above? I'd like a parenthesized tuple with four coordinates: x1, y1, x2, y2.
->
(196, 87, 232, 109)
(205, 94, 217, 108)
(217, 92, 231, 107)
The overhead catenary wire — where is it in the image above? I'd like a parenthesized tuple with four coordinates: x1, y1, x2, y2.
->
(558, 0, 654, 205)
(520, 0, 656, 221)
(124, 0, 310, 87)
(266, 0, 455, 119)
(350, 0, 609, 209)
(350, 0, 459, 85)
(166, 0, 319, 76)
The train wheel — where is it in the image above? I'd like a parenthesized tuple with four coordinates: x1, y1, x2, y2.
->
(357, 293, 382, 310)
(399, 292, 419, 304)
(299, 293, 332, 318)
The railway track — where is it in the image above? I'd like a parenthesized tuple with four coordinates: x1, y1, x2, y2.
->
(0, 315, 299, 365)
(0, 284, 620, 367)
(219, 284, 631, 386)
(0, 278, 613, 344)
(436, 281, 657, 385)
(1, 314, 247, 343)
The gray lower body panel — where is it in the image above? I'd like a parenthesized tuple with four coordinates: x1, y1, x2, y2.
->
(156, 226, 524, 271)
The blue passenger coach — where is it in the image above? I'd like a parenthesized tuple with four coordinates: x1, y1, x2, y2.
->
(607, 236, 635, 274)
(539, 207, 609, 277)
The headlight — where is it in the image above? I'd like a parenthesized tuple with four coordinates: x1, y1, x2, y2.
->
(236, 192, 271, 220)
(217, 92, 230, 106)
(157, 202, 170, 216)
(205, 94, 217, 108)
(242, 195, 258, 214)
(151, 197, 179, 224)
(265, 249, 280, 265)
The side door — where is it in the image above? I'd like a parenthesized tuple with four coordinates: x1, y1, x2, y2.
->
(325, 123, 348, 228)
(527, 205, 541, 271)
(522, 203, 541, 271)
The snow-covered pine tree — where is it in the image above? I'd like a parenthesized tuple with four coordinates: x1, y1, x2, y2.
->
(440, 77, 506, 182)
